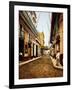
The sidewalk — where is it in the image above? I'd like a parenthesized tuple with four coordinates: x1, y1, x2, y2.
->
(19, 56, 42, 66)
(50, 56, 63, 70)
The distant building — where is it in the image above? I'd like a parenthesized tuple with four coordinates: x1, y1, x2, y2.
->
(38, 32, 44, 47)
(19, 11, 41, 60)
(50, 13, 63, 65)
(38, 32, 45, 55)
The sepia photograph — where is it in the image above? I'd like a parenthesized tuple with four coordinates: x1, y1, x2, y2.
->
(9, 1, 70, 88)
(19, 11, 63, 79)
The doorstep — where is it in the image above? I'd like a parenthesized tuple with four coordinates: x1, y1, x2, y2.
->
(50, 56, 63, 70)
(19, 56, 42, 66)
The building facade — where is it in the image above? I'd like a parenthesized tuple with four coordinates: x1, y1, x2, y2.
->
(38, 32, 44, 47)
(38, 32, 45, 55)
(19, 11, 41, 61)
(50, 13, 63, 65)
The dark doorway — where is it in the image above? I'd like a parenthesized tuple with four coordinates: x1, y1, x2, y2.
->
(33, 43, 34, 57)
(19, 38, 24, 56)
(19, 24, 24, 58)
(36, 45, 38, 57)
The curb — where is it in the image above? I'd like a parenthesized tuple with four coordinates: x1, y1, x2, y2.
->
(19, 56, 42, 66)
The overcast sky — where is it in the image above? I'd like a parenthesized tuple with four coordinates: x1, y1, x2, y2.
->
(36, 11, 52, 46)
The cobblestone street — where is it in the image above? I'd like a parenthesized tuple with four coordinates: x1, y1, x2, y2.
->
(19, 55, 63, 79)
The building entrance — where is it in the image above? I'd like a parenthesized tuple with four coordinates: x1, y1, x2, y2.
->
(36, 45, 38, 57)
(19, 38, 24, 56)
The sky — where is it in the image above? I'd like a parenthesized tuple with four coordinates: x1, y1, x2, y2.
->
(36, 12, 52, 46)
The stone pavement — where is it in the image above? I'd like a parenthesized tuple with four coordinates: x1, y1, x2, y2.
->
(19, 55, 63, 79)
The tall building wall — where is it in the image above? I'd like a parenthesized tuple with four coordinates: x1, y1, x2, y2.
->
(50, 13, 63, 55)
(38, 32, 44, 46)
(59, 21, 63, 54)
(19, 11, 41, 60)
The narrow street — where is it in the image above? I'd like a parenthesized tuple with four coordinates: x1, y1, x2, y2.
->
(19, 55, 63, 79)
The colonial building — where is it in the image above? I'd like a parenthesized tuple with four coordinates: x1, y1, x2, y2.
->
(19, 11, 41, 61)
(38, 32, 45, 55)
(50, 13, 63, 65)
(38, 32, 44, 47)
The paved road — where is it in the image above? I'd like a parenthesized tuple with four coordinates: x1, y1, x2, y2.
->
(19, 55, 63, 79)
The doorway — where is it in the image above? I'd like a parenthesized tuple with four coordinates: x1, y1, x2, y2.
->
(36, 45, 38, 57)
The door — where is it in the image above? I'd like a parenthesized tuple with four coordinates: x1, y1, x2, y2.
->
(36, 45, 38, 57)
(19, 38, 24, 56)
(33, 43, 34, 57)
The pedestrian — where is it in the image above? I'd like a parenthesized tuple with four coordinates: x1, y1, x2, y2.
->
(56, 51, 60, 66)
